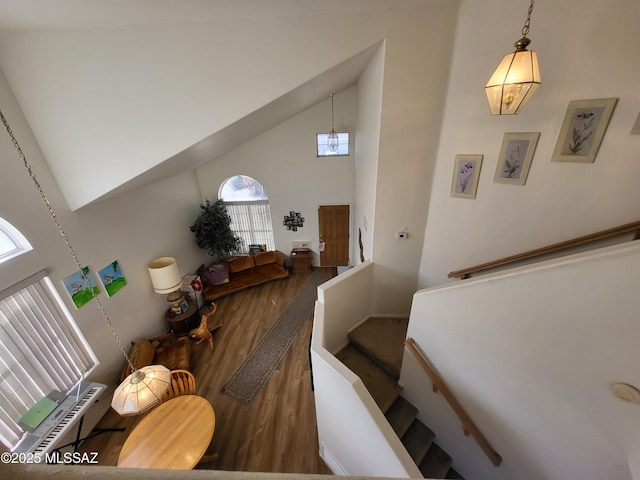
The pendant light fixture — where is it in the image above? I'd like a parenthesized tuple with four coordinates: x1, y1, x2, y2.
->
(0, 108, 171, 417)
(485, 0, 541, 115)
(327, 93, 339, 154)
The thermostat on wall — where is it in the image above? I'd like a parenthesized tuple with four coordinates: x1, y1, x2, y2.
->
(395, 226, 409, 240)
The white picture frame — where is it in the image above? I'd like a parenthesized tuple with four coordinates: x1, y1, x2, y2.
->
(494, 132, 540, 185)
(551, 98, 617, 163)
(451, 154, 483, 199)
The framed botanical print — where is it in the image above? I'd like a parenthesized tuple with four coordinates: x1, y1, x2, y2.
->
(451, 154, 483, 199)
(551, 98, 617, 163)
(494, 132, 540, 185)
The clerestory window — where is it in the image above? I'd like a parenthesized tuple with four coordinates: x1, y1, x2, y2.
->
(316, 132, 350, 156)
(0, 217, 32, 264)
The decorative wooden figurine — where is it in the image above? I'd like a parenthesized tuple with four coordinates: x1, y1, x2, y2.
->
(189, 303, 223, 351)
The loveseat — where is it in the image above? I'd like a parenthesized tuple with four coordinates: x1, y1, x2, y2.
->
(120, 333, 191, 382)
(200, 250, 289, 301)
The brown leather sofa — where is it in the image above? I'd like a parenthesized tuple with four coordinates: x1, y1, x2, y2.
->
(200, 250, 289, 301)
(120, 333, 191, 382)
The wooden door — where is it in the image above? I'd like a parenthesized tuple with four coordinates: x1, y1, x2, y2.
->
(318, 205, 350, 266)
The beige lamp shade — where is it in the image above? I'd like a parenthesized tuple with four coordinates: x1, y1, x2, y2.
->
(111, 365, 171, 416)
(485, 38, 541, 115)
(148, 257, 182, 294)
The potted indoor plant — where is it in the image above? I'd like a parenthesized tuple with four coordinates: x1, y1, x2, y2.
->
(190, 199, 240, 258)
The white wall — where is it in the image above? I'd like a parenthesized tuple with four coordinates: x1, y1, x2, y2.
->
(353, 44, 385, 266)
(311, 263, 422, 478)
(419, 0, 640, 288)
(403, 242, 640, 480)
(194, 87, 357, 265)
(368, 3, 459, 314)
(0, 69, 209, 387)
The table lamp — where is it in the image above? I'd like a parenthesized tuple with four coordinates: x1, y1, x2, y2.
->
(148, 257, 187, 314)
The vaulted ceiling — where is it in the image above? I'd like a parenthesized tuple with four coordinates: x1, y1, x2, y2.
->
(0, 0, 404, 209)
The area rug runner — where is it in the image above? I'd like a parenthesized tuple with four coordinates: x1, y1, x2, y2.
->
(221, 270, 331, 405)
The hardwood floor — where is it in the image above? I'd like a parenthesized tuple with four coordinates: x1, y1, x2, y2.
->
(79, 269, 333, 474)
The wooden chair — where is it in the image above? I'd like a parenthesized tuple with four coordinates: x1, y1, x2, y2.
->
(162, 370, 219, 465)
(162, 369, 196, 402)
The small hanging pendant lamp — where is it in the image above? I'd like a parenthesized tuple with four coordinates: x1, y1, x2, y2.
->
(327, 93, 339, 154)
(485, 0, 541, 115)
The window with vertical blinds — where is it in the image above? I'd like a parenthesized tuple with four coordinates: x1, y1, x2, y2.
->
(0, 272, 98, 450)
(219, 176, 275, 253)
(224, 202, 275, 252)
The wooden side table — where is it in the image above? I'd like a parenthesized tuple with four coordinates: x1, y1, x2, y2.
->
(290, 249, 313, 273)
(166, 300, 199, 336)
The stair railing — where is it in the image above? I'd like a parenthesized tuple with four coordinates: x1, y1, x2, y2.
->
(405, 337, 503, 467)
(448, 220, 640, 279)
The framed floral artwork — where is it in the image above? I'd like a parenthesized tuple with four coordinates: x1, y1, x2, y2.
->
(551, 98, 617, 163)
(494, 132, 540, 185)
(451, 154, 483, 199)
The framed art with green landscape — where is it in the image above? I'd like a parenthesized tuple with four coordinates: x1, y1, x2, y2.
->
(551, 98, 617, 163)
(98, 260, 127, 297)
(62, 267, 100, 308)
(494, 132, 540, 185)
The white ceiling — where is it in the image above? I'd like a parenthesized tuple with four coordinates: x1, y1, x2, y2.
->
(0, 0, 387, 208)
(0, 0, 398, 29)
(91, 42, 380, 206)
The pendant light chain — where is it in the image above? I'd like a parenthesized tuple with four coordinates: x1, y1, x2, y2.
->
(0, 107, 135, 372)
(521, 0, 534, 37)
(330, 93, 335, 129)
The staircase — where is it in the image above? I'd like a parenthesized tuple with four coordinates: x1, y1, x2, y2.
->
(336, 317, 463, 479)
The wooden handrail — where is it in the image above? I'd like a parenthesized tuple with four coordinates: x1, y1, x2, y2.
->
(405, 337, 502, 467)
(448, 220, 640, 279)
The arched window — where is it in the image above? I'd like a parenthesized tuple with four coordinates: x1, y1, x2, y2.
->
(219, 175, 275, 253)
(0, 217, 32, 264)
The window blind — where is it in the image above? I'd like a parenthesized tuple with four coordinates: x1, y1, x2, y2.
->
(225, 201, 275, 252)
(0, 272, 97, 449)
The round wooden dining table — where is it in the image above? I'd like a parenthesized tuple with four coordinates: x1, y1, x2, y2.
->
(117, 395, 215, 469)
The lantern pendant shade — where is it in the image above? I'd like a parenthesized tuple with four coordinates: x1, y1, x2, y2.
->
(327, 128, 339, 153)
(485, 38, 541, 115)
(111, 365, 171, 416)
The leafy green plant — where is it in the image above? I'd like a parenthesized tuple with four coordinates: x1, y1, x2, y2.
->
(569, 111, 595, 154)
(190, 199, 240, 258)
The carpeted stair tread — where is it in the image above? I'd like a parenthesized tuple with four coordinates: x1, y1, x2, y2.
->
(339, 317, 464, 479)
(385, 396, 418, 438)
(445, 467, 465, 479)
(419, 443, 453, 479)
(336, 345, 402, 412)
(401, 419, 435, 465)
(348, 317, 408, 378)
